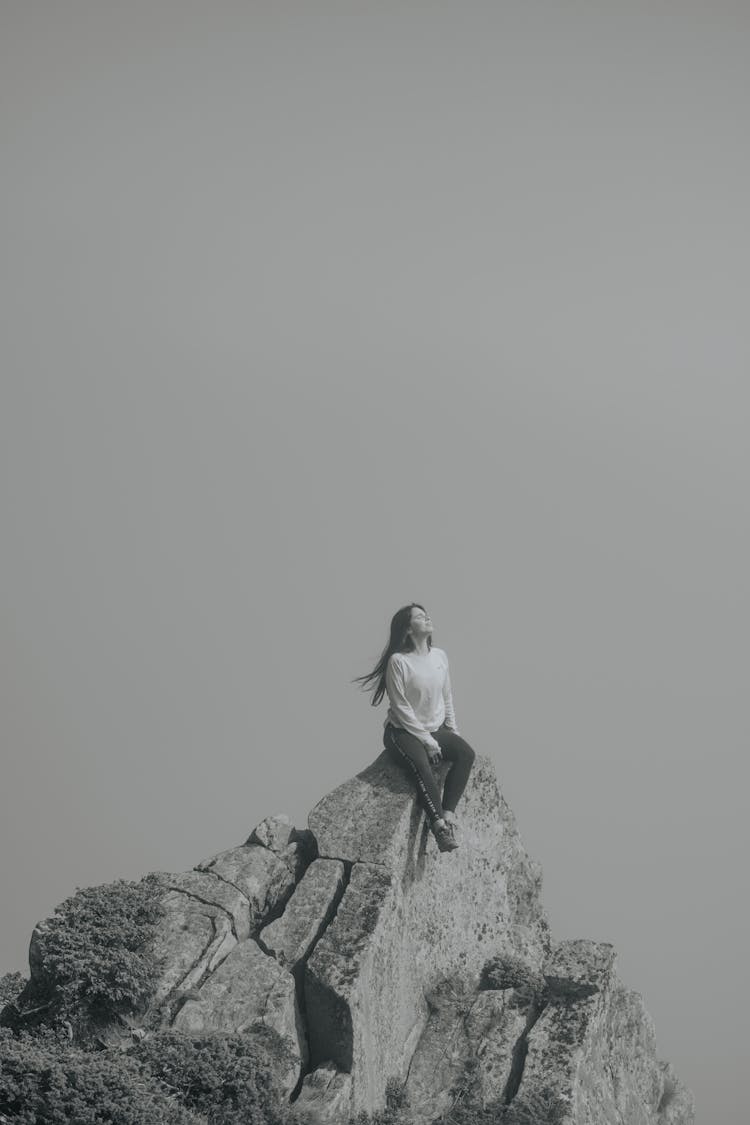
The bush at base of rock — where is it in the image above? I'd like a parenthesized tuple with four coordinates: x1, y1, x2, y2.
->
(501, 1089, 569, 1125)
(131, 1026, 292, 1125)
(0, 972, 27, 1012)
(439, 1092, 568, 1125)
(437, 1057, 568, 1125)
(9, 874, 168, 1037)
(344, 1065, 568, 1125)
(0, 1027, 199, 1125)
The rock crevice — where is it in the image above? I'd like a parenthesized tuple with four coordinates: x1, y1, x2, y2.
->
(501, 993, 548, 1106)
(10, 753, 694, 1124)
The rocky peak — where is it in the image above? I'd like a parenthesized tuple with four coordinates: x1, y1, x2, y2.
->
(4, 750, 694, 1124)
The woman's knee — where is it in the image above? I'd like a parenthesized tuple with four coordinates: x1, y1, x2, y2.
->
(458, 738, 476, 768)
(439, 729, 475, 766)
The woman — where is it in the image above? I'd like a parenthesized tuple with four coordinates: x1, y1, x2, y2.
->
(353, 603, 476, 852)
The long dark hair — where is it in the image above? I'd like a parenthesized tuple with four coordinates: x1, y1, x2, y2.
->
(352, 603, 432, 707)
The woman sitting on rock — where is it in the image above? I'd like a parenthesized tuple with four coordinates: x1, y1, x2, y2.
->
(353, 603, 475, 853)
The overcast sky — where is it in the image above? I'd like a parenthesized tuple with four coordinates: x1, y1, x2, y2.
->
(2, 3, 748, 1120)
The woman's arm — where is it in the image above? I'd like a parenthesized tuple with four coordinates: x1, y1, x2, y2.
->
(442, 656, 460, 734)
(385, 655, 442, 751)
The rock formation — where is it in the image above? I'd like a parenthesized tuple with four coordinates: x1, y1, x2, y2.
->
(7, 752, 695, 1123)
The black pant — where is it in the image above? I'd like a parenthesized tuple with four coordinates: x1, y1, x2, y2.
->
(383, 721, 476, 825)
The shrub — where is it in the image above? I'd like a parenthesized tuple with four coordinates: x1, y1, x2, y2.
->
(14, 873, 167, 1036)
(427, 1078, 568, 1125)
(0, 972, 27, 1012)
(501, 1088, 568, 1125)
(131, 1026, 292, 1125)
(0, 1026, 199, 1125)
(434, 1056, 497, 1124)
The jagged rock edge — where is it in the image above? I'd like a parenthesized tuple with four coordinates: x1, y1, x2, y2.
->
(158, 855, 307, 1025)
(290, 842, 442, 1108)
(252, 845, 418, 1103)
(193, 862, 254, 905)
(246, 829, 319, 879)
(165, 884, 240, 942)
(164, 914, 222, 1024)
(258, 855, 354, 1102)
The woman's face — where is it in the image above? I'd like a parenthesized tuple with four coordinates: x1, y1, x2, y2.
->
(408, 605, 433, 639)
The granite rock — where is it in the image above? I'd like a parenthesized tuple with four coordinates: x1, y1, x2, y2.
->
(304, 752, 550, 1115)
(402, 981, 532, 1122)
(657, 1061, 697, 1125)
(515, 940, 695, 1125)
(172, 937, 305, 1095)
(8, 754, 694, 1125)
(259, 858, 346, 969)
(292, 1063, 354, 1125)
(195, 842, 297, 931)
(247, 813, 317, 879)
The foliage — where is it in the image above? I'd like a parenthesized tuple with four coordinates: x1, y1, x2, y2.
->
(0, 1026, 199, 1125)
(0, 972, 27, 1012)
(0, 875, 296, 1123)
(433, 1056, 498, 1124)
(15, 873, 167, 1036)
(501, 1088, 568, 1125)
(344, 1061, 568, 1125)
(131, 1026, 292, 1125)
(0, 1022, 299, 1125)
(430, 1070, 568, 1125)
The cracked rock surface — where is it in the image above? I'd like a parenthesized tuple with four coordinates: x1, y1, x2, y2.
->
(402, 980, 532, 1123)
(172, 937, 305, 1095)
(14, 752, 694, 1124)
(260, 858, 346, 969)
(517, 939, 695, 1125)
(302, 752, 550, 1115)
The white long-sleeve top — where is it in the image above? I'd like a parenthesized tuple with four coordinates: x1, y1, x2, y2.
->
(384, 646, 460, 751)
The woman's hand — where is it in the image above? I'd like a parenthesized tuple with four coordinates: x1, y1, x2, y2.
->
(427, 746, 442, 767)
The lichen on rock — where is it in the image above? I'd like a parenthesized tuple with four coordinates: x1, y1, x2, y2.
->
(3, 754, 694, 1125)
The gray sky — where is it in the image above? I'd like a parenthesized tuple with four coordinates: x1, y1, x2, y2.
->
(1, 3, 747, 1119)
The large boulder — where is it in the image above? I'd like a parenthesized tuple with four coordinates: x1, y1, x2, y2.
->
(151, 843, 299, 1017)
(172, 937, 306, 1097)
(8, 825, 314, 1094)
(402, 980, 532, 1123)
(195, 841, 299, 930)
(149, 871, 247, 1011)
(7, 755, 694, 1125)
(515, 940, 694, 1125)
(302, 751, 550, 1115)
(295, 755, 693, 1124)
(144, 836, 311, 1093)
(141, 833, 313, 1096)
(259, 859, 346, 969)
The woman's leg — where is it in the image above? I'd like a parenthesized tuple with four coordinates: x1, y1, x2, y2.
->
(383, 723, 445, 824)
(431, 725, 476, 813)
